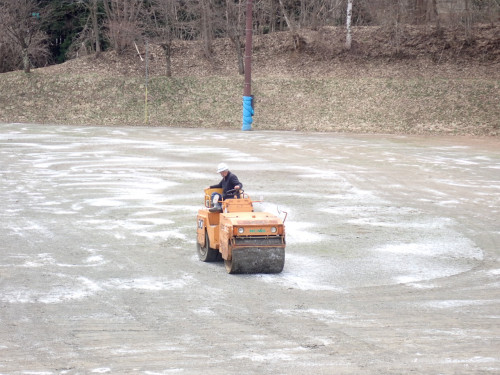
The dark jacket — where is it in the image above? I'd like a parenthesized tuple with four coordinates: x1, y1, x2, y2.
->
(210, 171, 243, 199)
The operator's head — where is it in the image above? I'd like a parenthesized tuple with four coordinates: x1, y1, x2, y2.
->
(217, 162, 229, 177)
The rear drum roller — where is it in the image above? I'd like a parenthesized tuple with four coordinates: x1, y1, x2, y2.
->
(197, 231, 219, 262)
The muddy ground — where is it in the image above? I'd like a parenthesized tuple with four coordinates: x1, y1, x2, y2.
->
(0, 123, 499, 374)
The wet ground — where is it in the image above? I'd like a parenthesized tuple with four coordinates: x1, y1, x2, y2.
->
(1, 123, 499, 374)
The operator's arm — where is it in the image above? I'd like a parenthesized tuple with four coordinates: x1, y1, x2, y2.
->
(230, 174, 242, 190)
(210, 179, 223, 189)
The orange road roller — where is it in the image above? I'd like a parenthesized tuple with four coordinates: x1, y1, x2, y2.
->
(196, 188, 286, 274)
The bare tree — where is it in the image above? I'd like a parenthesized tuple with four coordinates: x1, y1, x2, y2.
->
(278, 0, 304, 50)
(148, 0, 181, 76)
(0, 0, 50, 73)
(0, 31, 21, 72)
(92, 0, 102, 54)
(407, 0, 440, 26)
(412, 0, 426, 23)
(73, 0, 102, 55)
(463, 0, 473, 42)
(179, 0, 216, 59)
(225, 0, 245, 74)
(346, 0, 353, 49)
(369, 0, 407, 55)
(391, 0, 406, 55)
(102, 0, 144, 54)
(297, 0, 337, 29)
(431, 0, 440, 30)
(253, 0, 279, 34)
(200, 0, 214, 58)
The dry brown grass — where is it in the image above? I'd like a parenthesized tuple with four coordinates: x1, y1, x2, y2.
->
(0, 25, 499, 136)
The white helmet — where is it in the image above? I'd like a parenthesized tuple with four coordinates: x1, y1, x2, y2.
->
(217, 162, 229, 173)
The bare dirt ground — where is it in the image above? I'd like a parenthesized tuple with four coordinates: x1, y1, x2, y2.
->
(1, 123, 499, 374)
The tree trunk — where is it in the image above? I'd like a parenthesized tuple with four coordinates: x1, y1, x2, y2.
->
(236, 38, 244, 75)
(228, 34, 244, 75)
(2, 0, 48, 73)
(464, 0, 473, 42)
(225, 0, 244, 75)
(414, 0, 426, 24)
(200, 0, 213, 59)
(161, 43, 172, 77)
(346, 0, 353, 50)
(393, 0, 404, 55)
(92, 0, 101, 54)
(431, 0, 440, 30)
(22, 47, 30, 73)
(278, 0, 302, 50)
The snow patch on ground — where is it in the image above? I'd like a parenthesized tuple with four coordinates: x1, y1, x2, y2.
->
(136, 230, 187, 240)
(232, 346, 307, 362)
(441, 356, 497, 364)
(284, 221, 325, 244)
(260, 254, 345, 292)
(373, 239, 482, 259)
(1, 276, 101, 304)
(91, 368, 111, 374)
(102, 275, 194, 291)
(275, 308, 351, 323)
(422, 300, 498, 309)
(192, 307, 216, 316)
(1, 274, 194, 304)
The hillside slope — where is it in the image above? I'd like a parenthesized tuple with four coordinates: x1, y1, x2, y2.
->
(1, 25, 499, 135)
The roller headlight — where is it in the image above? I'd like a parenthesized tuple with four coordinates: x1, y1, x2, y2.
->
(238, 227, 244, 234)
(271, 227, 277, 233)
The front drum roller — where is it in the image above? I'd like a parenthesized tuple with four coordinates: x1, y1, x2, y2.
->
(224, 246, 285, 274)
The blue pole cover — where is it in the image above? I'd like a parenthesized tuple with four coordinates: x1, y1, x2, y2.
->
(242, 96, 254, 131)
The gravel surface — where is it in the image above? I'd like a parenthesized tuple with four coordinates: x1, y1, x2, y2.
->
(1, 123, 499, 374)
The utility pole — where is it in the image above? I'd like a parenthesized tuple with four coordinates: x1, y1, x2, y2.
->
(242, 0, 254, 131)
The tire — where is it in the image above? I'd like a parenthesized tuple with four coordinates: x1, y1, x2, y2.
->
(197, 231, 219, 262)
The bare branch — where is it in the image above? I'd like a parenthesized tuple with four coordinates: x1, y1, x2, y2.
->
(0, 0, 50, 72)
